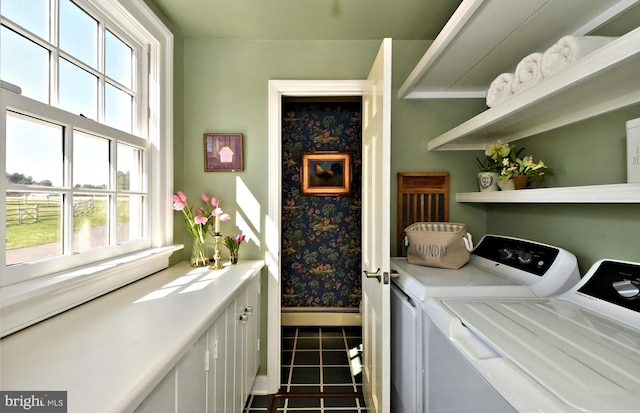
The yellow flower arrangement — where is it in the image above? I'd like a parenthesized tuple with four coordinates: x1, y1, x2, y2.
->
(481, 140, 554, 188)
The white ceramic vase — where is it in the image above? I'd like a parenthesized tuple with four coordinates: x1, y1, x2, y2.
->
(477, 172, 500, 192)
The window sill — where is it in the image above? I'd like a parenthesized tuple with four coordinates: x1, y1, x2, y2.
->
(0, 245, 183, 337)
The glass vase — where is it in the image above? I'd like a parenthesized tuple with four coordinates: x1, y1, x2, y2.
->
(229, 251, 238, 265)
(190, 237, 209, 267)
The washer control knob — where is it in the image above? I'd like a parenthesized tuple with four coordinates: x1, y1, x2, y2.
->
(613, 280, 640, 298)
(517, 251, 532, 265)
(500, 248, 514, 259)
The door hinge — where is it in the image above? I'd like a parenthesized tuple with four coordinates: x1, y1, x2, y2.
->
(204, 350, 210, 372)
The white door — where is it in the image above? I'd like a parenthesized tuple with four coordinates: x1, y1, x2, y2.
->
(361, 38, 392, 413)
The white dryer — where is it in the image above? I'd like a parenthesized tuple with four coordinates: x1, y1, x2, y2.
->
(391, 235, 580, 413)
(425, 258, 640, 412)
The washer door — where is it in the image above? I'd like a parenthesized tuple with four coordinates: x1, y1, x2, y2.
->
(391, 284, 421, 413)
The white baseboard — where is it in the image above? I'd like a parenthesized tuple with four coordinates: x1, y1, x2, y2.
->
(250, 375, 269, 395)
(281, 311, 361, 326)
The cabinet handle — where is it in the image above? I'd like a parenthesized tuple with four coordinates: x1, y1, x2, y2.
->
(239, 314, 249, 323)
(244, 306, 253, 314)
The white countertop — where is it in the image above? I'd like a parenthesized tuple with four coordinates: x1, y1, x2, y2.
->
(0, 260, 265, 413)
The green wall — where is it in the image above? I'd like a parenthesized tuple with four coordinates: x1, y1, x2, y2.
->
(391, 41, 488, 246)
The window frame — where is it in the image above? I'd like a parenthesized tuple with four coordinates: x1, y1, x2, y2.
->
(0, 0, 175, 337)
(3, 93, 151, 282)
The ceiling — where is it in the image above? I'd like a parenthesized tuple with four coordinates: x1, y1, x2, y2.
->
(145, 0, 463, 40)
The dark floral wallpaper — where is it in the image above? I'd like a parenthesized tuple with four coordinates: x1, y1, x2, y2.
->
(281, 100, 362, 308)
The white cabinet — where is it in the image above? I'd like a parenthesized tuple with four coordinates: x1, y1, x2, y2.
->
(134, 271, 261, 413)
(212, 274, 259, 413)
(212, 275, 260, 413)
(0, 260, 264, 413)
(401, 0, 640, 204)
(134, 370, 176, 413)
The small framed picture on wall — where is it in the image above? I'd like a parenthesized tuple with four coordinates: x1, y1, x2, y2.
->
(300, 151, 352, 196)
(203, 133, 244, 172)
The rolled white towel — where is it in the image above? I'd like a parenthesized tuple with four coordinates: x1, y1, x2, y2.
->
(511, 52, 543, 93)
(541, 35, 618, 78)
(486, 73, 515, 107)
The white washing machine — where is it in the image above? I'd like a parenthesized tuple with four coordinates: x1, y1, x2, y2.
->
(427, 258, 640, 412)
(391, 234, 580, 413)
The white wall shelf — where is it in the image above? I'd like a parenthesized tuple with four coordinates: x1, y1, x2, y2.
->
(428, 26, 640, 151)
(402, 0, 640, 204)
(399, 0, 639, 99)
(456, 183, 640, 203)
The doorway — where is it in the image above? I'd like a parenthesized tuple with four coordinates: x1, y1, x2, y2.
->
(266, 80, 367, 395)
(280, 97, 363, 327)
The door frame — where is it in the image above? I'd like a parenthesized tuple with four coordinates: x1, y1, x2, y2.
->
(265, 79, 367, 394)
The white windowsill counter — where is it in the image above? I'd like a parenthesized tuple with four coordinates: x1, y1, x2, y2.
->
(0, 260, 265, 413)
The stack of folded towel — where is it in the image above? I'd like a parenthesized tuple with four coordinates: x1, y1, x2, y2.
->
(540, 35, 617, 77)
(486, 35, 618, 108)
(511, 52, 544, 93)
(487, 73, 516, 107)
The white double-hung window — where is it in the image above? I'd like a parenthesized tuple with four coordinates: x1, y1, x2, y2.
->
(0, 0, 174, 336)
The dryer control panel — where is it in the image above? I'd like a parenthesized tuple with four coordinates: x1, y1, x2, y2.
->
(472, 235, 560, 277)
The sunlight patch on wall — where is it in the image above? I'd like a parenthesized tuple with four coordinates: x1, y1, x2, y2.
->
(235, 211, 260, 249)
(236, 176, 261, 232)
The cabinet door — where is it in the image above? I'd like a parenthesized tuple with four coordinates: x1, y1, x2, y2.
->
(226, 296, 239, 413)
(176, 334, 208, 412)
(208, 310, 227, 413)
(134, 368, 176, 413)
(234, 292, 247, 413)
(244, 277, 259, 394)
(135, 334, 209, 413)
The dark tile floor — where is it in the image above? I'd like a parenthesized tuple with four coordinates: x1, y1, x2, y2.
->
(244, 326, 368, 413)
